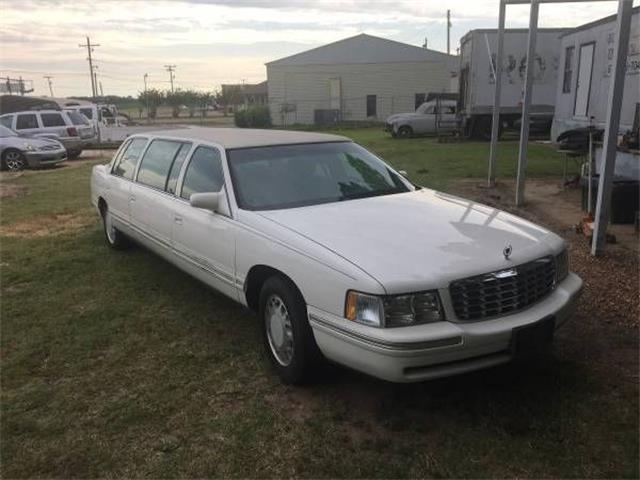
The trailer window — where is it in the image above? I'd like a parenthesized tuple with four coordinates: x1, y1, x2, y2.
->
(562, 46, 575, 94)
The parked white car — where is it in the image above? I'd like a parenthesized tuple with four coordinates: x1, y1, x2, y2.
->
(385, 100, 458, 138)
(90, 127, 583, 384)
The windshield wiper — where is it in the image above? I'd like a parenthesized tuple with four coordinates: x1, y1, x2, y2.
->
(340, 188, 405, 201)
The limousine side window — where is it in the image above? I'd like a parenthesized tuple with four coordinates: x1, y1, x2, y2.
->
(180, 146, 224, 200)
(137, 139, 190, 191)
(166, 143, 192, 194)
(113, 137, 148, 180)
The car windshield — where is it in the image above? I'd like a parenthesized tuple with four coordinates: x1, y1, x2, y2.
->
(67, 111, 90, 125)
(0, 125, 17, 138)
(227, 142, 411, 211)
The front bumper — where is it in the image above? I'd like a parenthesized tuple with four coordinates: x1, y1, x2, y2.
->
(309, 272, 583, 383)
(25, 150, 67, 168)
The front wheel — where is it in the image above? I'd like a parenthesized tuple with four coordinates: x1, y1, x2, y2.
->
(259, 276, 322, 384)
(2, 149, 27, 171)
(67, 150, 82, 160)
(397, 125, 413, 139)
(101, 205, 130, 250)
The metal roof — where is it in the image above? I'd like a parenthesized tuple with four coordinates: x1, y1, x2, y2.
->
(132, 127, 350, 149)
(266, 33, 457, 67)
(560, 5, 639, 38)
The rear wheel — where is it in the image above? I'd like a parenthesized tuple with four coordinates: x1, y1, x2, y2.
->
(397, 125, 413, 139)
(2, 149, 26, 171)
(101, 204, 130, 250)
(259, 276, 322, 384)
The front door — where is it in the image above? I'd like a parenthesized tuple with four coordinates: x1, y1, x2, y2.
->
(574, 43, 595, 117)
(172, 145, 237, 299)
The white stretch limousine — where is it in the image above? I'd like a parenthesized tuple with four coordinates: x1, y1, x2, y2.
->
(91, 128, 583, 384)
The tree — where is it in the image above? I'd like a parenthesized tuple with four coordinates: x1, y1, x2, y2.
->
(165, 89, 185, 118)
(138, 89, 163, 120)
(215, 85, 242, 117)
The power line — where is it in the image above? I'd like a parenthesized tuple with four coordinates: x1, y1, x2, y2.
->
(164, 65, 176, 92)
(79, 36, 100, 98)
(43, 75, 54, 96)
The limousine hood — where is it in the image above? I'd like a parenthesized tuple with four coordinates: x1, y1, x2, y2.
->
(256, 189, 563, 293)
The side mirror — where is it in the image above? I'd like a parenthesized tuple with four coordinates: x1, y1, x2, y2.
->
(190, 192, 221, 212)
(398, 170, 409, 179)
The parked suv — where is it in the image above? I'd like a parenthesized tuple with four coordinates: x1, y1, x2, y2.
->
(0, 110, 95, 159)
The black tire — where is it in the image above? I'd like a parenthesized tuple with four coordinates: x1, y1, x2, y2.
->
(397, 125, 413, 139)
(100, 204, 130, 250)
(1, 149, 27, 171)
(67, 150, 82, 160)
(259, 275, 322, 384)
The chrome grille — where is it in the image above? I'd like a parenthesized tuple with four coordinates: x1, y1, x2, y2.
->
(450, 256, 556, 321)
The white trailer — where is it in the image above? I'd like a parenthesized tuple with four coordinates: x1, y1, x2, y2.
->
(458, 28, 570, 139)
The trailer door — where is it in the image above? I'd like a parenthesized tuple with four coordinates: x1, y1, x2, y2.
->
(574, 42, 595, 117)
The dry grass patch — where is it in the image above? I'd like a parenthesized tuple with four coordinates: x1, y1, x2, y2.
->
(0, 183, 28, 199)
(0, 212, 97, 238)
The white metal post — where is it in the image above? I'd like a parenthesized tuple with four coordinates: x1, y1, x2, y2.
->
(591, 0, 633, 255)
(488, 0, 506, 187)
(515, 0, 539, 206)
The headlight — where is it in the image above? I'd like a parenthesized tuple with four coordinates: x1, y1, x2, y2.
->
(555, 248, 569, 283)
(345, 290, 443, 328)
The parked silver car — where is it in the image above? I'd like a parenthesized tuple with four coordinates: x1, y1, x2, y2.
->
(385, 100, 458, 138)
(0, 109, 95, 159)
(0, 125, 66, 171)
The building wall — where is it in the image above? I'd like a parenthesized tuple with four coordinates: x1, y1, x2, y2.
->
(552, 11, 639, 140)
(267, 58, 458, 125)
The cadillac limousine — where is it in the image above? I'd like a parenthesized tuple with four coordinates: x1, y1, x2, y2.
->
(90, 127, 583, 384)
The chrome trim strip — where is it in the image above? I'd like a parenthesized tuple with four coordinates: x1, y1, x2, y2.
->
(308, 314, 462, 352)
(109, 211, 235, 287)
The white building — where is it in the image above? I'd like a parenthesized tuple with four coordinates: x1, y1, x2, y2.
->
(552, 6, 639, 140)
(266, 34, 459, 126)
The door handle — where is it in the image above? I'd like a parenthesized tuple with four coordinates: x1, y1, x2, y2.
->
(174, 215, 183, 225)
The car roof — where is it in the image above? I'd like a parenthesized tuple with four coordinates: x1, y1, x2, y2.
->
(136, 127, 351, 149)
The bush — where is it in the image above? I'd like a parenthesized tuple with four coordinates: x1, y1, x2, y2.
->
(234, 106, 272, 128)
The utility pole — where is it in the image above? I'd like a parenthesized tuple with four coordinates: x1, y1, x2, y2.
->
(446, 10, 452, 55)
(79, 37, 100, 98)
(43, 76, 54, 97)
(143, 73, 149, 122)
(93, 67, 99, 98)
(99, 81, 104, 97)
(164, 65, 176, 92)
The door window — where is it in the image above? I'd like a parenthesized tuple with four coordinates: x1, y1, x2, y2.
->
(180, 146, 224, 200)
(113, 137, 148, 180)
(166, 143, 192, 194)
(15, 114, 38, 130)
(0, 116, 13, 128)
(41, 113, 66, 127)
(415, 93, 426, 110)
(137, 139, 188, 191)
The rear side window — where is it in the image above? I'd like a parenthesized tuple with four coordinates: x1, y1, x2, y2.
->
(80, 108, 93, 119)
(166, 143, 192, 194)
(137, 139, 188, 191)
(180, 146, 224, 200)
(0, 116, 13, 128)
(41, 113, 66, 127)
(113, 137, 148, 180)
(67, 111, 89, 125)
(16, 114, 38, 130)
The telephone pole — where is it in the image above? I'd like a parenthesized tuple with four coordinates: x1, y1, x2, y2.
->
(43, 76, 54, 97)
(79, 36, 100, 98)
(99, 81, 104, 97)
(164, 65, 176, 92)
(143, 73, 150, 122)
(446, 10, 452, 55)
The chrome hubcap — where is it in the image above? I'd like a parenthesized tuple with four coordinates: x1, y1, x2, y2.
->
(104, 211, 116, 243)
(5, 152, 24, 171)
(265, 294, 294, 366)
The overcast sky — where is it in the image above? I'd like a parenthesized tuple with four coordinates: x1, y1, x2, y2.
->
(0, 0, 632, 98)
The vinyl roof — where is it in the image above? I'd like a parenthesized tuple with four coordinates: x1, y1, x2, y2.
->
(266, 33, 457, 67)
(135, 127, 350, 149)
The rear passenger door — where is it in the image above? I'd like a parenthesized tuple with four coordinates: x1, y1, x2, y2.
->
(108, 137, 148, 226)
(129, 139, 192, 247)
(172, 145, 237, 298)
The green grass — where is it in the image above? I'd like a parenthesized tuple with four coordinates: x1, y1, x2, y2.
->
(1, 130, 637, 478)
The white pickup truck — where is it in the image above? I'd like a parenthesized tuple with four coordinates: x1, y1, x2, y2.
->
(91, 127, 583, 384)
